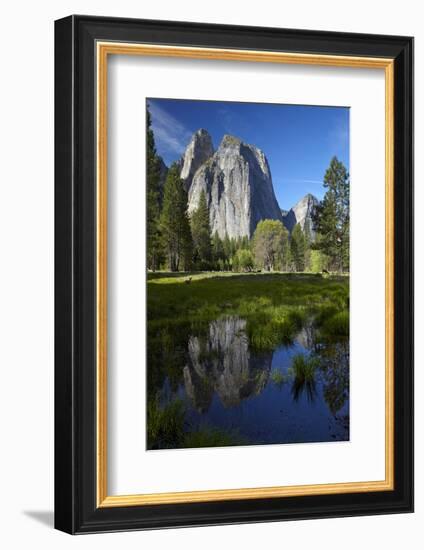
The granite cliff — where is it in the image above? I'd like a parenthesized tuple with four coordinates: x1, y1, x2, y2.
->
(184, 131, 282, 239)
(158, 129, 319, 240)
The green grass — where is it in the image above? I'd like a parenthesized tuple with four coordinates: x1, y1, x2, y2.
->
(291, 354, 319, 383)
(147, 397, 246, 449)
(320, 310, 349, 337)
(289, 353, 320, 402)
(148, 272, 349, 352)
(183, 427, 244, 448)
(147, 397, 186, 449)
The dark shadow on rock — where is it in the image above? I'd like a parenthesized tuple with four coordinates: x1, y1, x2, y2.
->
(23, 510, 54, 528)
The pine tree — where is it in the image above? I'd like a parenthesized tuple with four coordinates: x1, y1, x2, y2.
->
(223, 233, 232, 268)
(237, 236, 249, 250)
(290, 223, 306, 272)
(190, 190, 212, 269)
(312, 156, 350, 272)
(212, 231, 225, 270)
(303, 218, 312, 272)
(181, 217, 193, 272)
(146, 107, 163, 271)
(160, 163, 193, 272)
(280, 228, 291, 272)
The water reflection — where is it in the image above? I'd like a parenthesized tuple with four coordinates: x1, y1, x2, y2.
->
(318, 341, 349, 415)
(148, 314, 350, 448)
(291, 373, 317, 403)
(183, 317, 272, 411)
(292, 326, 349, 413)
(295, 324, 316, 351)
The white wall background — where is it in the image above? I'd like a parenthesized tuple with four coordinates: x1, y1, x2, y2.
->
(0, 0, 420, 548)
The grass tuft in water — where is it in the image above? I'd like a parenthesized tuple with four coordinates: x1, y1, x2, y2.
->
(292, 354, 319, 383)
(290, 354, 319, 402)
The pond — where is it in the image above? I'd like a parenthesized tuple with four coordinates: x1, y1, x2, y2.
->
(147, 315, 349, 450)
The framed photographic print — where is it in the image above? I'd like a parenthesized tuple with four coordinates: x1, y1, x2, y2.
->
(54, 15, 414, 534)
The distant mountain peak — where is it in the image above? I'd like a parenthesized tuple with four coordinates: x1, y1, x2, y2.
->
(282, 193, 318, 235)
(293, 193, 318, 211)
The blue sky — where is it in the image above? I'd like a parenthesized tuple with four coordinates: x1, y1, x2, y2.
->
(148, 98, 349, 211)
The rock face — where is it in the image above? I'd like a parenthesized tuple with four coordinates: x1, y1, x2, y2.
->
(158, 128, 320, 240)
(282, 193, 318, 237)
(186, 133, 282, 239)
(180, 129, 214, 190)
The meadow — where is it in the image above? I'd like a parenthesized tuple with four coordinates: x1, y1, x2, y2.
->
(147, 272, 350, 450)
(148, 271, 349, 346)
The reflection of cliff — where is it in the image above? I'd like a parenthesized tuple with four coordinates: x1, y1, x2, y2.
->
(295, 325, 315, 350)
(183, 317, 272, 411)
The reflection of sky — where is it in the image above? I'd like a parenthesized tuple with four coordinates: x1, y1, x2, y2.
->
(166, 326, 349, 446)
(148, 98, 350, 211)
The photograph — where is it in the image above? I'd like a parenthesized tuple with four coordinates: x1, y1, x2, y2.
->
(51, 12, 413, 535)
(146, 98, 350, 450)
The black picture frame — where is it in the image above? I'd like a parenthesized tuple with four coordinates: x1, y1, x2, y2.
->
(55, 14, 414, 534)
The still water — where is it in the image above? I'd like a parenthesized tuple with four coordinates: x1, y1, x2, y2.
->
(148, 316, 349, 449)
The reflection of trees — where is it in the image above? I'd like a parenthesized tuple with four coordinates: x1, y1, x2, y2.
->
(147, 317, 198, 405)
(293, 326, 349, 414)
(319, 342, 349, 415)
(184, 317, 272, 411)
(148, 315, 349, 423)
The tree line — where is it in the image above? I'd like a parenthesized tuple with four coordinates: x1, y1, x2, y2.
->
(147, 109, 350, 274)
